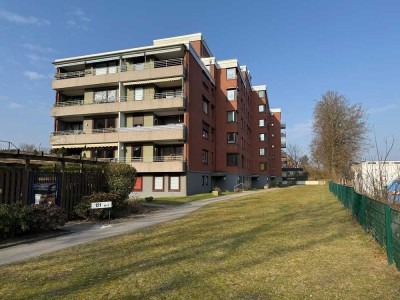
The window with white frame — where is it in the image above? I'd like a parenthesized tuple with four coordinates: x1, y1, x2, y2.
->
(258, 90, 265, 98)
(258, 104, 265, 112)
(227, 132, 237, 144)
(259, 119, 265, 127)
(259, 148, 265, 156)
(259, 133, 265, 141)
(227, 111, 237, 123)
(226, 68, 236, 79)
(134, 87, 144, 101)
(227, 89, 236, 101)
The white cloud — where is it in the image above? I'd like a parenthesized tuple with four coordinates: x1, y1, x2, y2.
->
(23, 71, 47, 80)
(0, 10, 50, 26)
(367, 104, 398, 115)
(66, 8, 91, 30)
(8, 101, 23, 109)
(22, 43, 55, 53)
(26, 53, 49, 64)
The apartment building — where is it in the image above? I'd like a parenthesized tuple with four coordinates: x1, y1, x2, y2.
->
(50, 33, 285, 196)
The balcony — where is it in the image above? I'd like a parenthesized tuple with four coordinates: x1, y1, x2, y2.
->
(113, 156, 185, 173)
(52, 58, 184, 90)
(50, 124, 186, 146)
(51, 91, 185, 117)
(280, 122, 286, 129)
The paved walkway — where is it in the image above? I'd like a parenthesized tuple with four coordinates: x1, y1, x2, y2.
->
(0, 190, 269, 266)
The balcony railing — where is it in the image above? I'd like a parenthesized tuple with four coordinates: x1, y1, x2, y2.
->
(51, 124, 185, 136)
(54, 91, 184, 107)
(113, 155, 184, 163)
(54, 58, 184, 80)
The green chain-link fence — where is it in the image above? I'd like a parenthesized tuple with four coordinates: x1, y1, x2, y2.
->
(329, 182, 399, 269)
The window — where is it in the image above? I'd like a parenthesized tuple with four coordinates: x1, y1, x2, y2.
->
(94, 117, 115, 130)
(153, 176, 164, 191)
(202, 97, 209, 114)
(227, 153, 238, 166)
(259, 163, 265, 171)
(202, 122, 209, 139)
(94, 62, 118, 75)
(227, 89, 236, 101)
(227, 68, 236, 79)
(133, 176, 142, 191)
(227, 111, 237, 123)
(94, 89, 116, 103)
(258, 105, 265, 112)
(134, 87, 144, 101)
(258, 90, 265, 98)
(169, 176, 180, 191)
(135, 62, 144, 71)
(259, 119, 265, 127)
(259, 148, 265, 156)
(132, 115, 144, 127)
(259, 133, 265, 141)
(202, 149, 208, 164)
(132, 146, 142, 159)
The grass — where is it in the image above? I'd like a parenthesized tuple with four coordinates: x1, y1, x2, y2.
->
(1, 185, 400, 299)
(143, 191, 236, 205)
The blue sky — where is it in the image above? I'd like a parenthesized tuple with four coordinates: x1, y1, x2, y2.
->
(0, 0, 399, 159)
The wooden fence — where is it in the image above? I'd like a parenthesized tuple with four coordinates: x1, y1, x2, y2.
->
(0, 170, 104, 214)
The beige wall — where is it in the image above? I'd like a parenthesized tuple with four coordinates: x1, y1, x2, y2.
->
(143, 144, 153, 162)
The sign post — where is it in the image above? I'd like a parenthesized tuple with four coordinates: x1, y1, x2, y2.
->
(91, 201, 113, 222)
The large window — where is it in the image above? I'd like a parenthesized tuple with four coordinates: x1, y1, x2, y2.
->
(169, 176, 180, 191)
(153, 176, 164, 191)
(134, 87, 144, 101)
(94, 62, 117, 75)
(227, 153, 238, 166)
(227, 68, 236, 79)
(227, 132, 237, 144)
(94, 117, 116, 130)
(202, 149, 209, 164)
(227, 111, 237, 123)
(94, 89, 116, 103)
(226, 89, 236, 101)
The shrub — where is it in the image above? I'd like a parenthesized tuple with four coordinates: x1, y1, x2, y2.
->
(31, 201, 67, 232)
(105, 164, 137, 203)
(0, 202, 34, 239)
(145, 196, 154, 202)
(124, 199, 142, 214)
(74, 192, 118, 220)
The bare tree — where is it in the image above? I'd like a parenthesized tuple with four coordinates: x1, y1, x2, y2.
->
(286, 144, 304, 168)
(311, 91, 368, 181)
(19, 143, 37, 153)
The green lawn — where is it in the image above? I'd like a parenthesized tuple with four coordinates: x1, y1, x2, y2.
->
(147, 191, 236, 205)
(1, 186, 400, 299)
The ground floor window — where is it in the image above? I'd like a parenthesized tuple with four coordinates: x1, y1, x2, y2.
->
(169, 176, 180, 191)
(153, 176, 164, 191)
(133, 176, 142, 191)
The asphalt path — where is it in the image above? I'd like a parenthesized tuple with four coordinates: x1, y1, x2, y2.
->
(0, 189, 270, 266)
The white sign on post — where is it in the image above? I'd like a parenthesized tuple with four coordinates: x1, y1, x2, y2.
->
(91, 201, 112, 209)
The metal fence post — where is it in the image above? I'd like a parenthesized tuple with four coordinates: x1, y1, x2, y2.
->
(385, 204, 394, 265)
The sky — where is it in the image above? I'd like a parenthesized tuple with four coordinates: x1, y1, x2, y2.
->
(0, 0, 399, 160)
